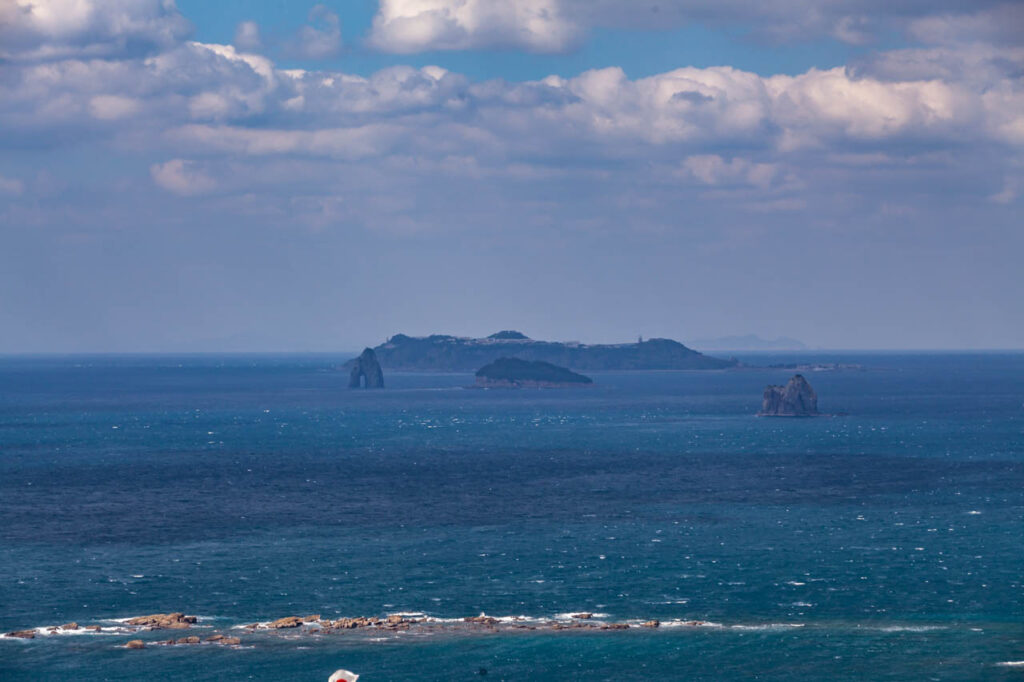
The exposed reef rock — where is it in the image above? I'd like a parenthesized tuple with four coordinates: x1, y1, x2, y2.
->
(352, 331, 735, 372)
(348, 348, 384, 389)
(124, 613, 197, 630)
(760, 374, 819, 417)
(475, 357, 593, 388)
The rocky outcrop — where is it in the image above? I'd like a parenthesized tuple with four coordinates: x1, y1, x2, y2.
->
(348, 348, 384, 389)
(760, 374, 819, 417)
(124, 613, 197, 630)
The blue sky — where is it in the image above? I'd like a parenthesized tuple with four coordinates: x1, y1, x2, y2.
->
(0, 1, 1022, 351)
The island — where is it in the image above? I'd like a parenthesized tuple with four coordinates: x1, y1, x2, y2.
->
(759, 374, 819, 417)
(350, 331, 735, 372)
(475, 357, 593, 388)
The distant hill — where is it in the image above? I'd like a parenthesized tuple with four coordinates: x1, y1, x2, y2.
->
(690, 334, 807, 351)
(476, 358, 593, 388)
(355, 331, 736, 371)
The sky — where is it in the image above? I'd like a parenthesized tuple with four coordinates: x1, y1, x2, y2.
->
(0, 0, 1022, 352)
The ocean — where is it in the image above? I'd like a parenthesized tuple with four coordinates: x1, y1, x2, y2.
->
(1, 352, 1022, 680)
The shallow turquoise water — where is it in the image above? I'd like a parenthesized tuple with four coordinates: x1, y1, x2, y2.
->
(1, 353, 1022, 680)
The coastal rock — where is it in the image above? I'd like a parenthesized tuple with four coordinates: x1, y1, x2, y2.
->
(268, 616, 304, 629)
(84, 625, 102, 631)
(643, 620, 661, 628)
(759, 374, 819, 417)
(7, 630, 36, 639)
(125, 613, 197, 630)
(60, 622, 79, 631)
(348, 348, 384, 389)
(221, 636, 241, 645)
(570, 613, 593, 620)
(601, 623, 630, 630)
(125, 639, 146, 649)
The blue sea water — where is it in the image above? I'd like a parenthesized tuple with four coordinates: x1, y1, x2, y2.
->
(1, 352, 1022, 681)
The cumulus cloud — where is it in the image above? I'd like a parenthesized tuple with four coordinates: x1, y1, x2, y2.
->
(150, 158, 216, 195)
(367, 0, 1024, 53)
(0, 0, 191, 61)
(233, 20, 262, 52)
(368, 0, 579, 53)
(286, 4, 343, 59)
(0, 175, 25, 195)
(681, 155, 779, 189)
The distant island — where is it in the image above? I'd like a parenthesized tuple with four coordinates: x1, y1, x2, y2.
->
(476, 358, 593, 388)
(690, 334, 808, 351)
(354, 331, 735, 372)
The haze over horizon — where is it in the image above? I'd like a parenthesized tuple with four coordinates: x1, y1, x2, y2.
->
(2, 1, 1021, 353)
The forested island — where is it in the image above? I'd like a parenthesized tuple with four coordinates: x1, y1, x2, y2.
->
(357, 331, 735, 371)
(475, 358, 594, 388)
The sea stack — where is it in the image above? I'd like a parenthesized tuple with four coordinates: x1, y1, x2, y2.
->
(760, 374, 819, 416)
(349, 348, 384, 389)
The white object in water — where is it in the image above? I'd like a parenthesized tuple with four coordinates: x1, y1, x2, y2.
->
(329, 670, 359, 682)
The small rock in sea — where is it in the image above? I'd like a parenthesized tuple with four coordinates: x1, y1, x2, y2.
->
(61, 622, 79, 630)
(125, 613, 197, 630)
(221, 637, 241, 646)
(759, 374, 819, 417)
(85, 625, 102, 631)
(302, 614, 321, 623)
(643, 620, 660, 628)
(205, 634, 224, 642)
(600, 623, 630, 630)
(268, 616, 304, 629)
(125, 639, 146, 649)
(570, 613, 593, 619)
(7, 630, 36, 639)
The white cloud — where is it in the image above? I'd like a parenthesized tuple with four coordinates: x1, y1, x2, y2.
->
(367, 0, 1024, 54)
(0, 0, 191, 61)
(0, 175, 25, 195)
(369, 0, 579, 53)
(150, 158, 216, 196)
(233, 20, 261, 52)
(681, 155, 779, 189)
(288, 4, 342, 59)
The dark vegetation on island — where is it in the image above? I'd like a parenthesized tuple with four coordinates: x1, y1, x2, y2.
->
(759, 374, 819, 416)
(355, 331, 735, 372)
(475, 357, 593, 388)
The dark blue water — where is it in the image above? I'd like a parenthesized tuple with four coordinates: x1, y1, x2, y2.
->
(1, 353, 1023, 680)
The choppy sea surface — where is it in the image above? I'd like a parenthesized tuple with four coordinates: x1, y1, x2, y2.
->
(1, 352, 1022, 681)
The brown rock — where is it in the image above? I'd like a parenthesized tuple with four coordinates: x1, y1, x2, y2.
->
(303, 615, 321, 623)
(268, 616, 304, 629)
(125, 613, 197, 630)
(386, 615, 405, 625)
(205, 634, 225, 642)
(85, 625, 102, 631)
(61, 622, 80, 630)
(125, 639, 146, 649)
(7, 630, 36, 639)
(464, 615, 499, 626)
(643, 620, 661, 628)
(221, 637, 241, 645)
(601, 623, 630, 630)
(571, 613, 594, 619)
